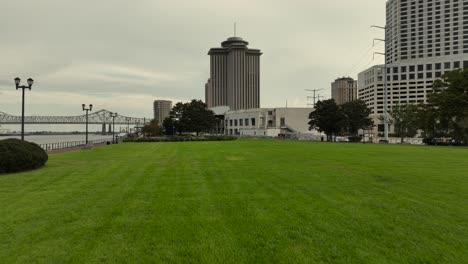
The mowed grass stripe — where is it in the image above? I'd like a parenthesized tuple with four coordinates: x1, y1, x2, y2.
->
(0, 141, 467, 263)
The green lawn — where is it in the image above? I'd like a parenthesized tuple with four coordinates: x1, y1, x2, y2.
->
(0, 140, 467, 263)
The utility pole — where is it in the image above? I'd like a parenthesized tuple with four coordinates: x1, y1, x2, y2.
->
(306, 89, 323, 107)
(372, 25, 389, 142)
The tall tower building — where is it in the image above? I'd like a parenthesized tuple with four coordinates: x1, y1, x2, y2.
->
(207, 37, 262, 111)
(331, 77, 357, 105)
(153, 100, 172, 125)
(358, 0, 468, 131)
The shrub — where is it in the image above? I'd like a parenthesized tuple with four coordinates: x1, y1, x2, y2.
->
(348, 136, 363, 143)
(423, 138, 435, 145)
(0, 139, 48, 174)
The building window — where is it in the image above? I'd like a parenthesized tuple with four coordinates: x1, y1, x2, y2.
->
(251, 118, 256, 126)
(268, 120, 273, 127)
(268, 111, 273, 115)
(239, 119, 243, 126)
(245, 118, 249, 126)
(280, 118, 286, 126)
(229, 120, 233, 126)
(234, 119, 238, 126)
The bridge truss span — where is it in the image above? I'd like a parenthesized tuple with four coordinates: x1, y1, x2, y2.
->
(0, 109, 149, 125)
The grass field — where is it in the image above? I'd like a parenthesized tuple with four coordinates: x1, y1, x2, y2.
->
(0, 140, 467, 263)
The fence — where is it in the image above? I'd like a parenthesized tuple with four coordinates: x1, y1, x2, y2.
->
(39, 138, 111, 152)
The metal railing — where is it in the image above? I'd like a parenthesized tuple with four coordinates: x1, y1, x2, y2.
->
(39, 138, 111, 152)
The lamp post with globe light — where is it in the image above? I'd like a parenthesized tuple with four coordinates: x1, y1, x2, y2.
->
(110, 112, 118, 143)
(14, 77, 34, 141)
(82, 104, 93, 144)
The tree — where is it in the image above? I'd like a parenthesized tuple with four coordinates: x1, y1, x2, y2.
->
(142, 119, 164, 137)
(162, 117, 176, 135)
(341, 100, 373, 136)
(163, 102, 186, 135)
(308, 99, 344, 141)
(388, 104, 419, 143)
(416, 103, 447, 140)
(162, 100, 217, 136)
(428, 69, 468, 144)
(182, 100, 217, 135)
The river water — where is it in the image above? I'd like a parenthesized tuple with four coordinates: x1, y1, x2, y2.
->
(0, 123, 132, 144)
(0, 134, 114, 144)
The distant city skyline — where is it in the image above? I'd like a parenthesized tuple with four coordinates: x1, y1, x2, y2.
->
(0, 0, 385, 117)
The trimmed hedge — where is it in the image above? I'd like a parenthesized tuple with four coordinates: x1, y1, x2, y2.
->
(348, 136, 363, 143)
(423, 138, 466, 146)
(0, 139, 48, 174)
(123, 135, 237, 143)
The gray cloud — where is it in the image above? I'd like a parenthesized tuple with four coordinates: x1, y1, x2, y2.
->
(0, 0, 385, 117)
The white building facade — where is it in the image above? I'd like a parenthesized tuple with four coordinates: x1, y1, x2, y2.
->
(358, 0, 468, 133)
(224, 108, 314, 137)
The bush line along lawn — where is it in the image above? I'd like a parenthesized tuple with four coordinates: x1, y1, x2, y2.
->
(0, 141, 467, 263)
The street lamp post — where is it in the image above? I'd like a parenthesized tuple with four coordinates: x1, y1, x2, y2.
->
(110, 112, 118, 143)
(172, 117, 179, 136)
(82, 104, 93, 144)
(14, 77, 34, 141)
(372, 24, 393, 142)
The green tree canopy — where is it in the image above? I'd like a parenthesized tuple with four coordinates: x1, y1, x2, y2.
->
(163, 100, 216, 136)
(388, 104, 419, 143)
(428, 69, 468, 144)
(341, 100, 373, 136)
(308, 99, 374, 141)
(308, 99, 344, 141)
(142, 119, 164, 137)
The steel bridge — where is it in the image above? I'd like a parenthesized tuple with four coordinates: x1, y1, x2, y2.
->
(0, 109, 149, 125)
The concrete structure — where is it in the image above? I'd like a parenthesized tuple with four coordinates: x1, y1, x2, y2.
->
(206, 37, 262, 110)
(358, 0, 468, 133)
(153, 100, 172, 125)
(331, 77, 357, 105)
(358, 65, 386, 131)
(224, 108, 313, 137)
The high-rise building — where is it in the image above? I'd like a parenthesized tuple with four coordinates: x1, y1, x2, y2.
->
(206, 36, 262, 111)
(331, 77, 357, 105)
(153, 100, 172, 125)
(358, 0, 468, 132)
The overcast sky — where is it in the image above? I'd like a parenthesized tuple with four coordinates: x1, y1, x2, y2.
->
(0, 0, 385, 118)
